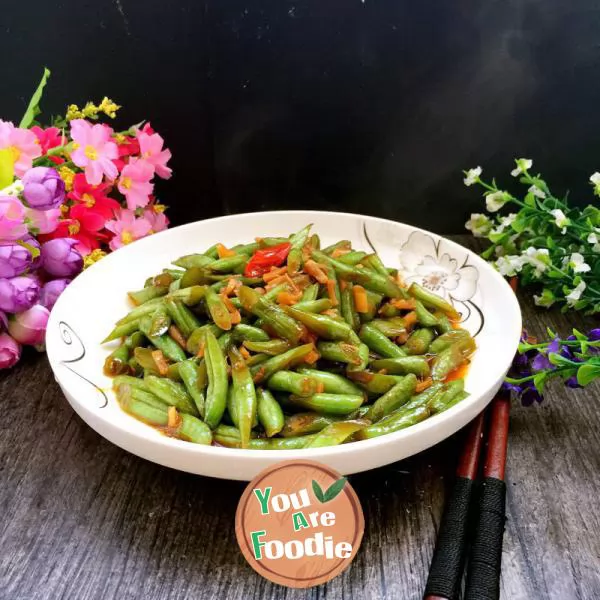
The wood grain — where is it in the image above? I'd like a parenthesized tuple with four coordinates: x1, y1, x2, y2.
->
(1, 236, 599, 600)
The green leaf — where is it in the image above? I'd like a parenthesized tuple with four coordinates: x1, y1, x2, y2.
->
(481, 245, 496, 260)
(16, 240, 40, 259)
(311, 480, 325, 503)
(533, 372, 547, 392)
(323, 477, 348, 502)
(548, 353, 576, 367)
(576, 364, 600, 386)
(524, 192, 536, 207)
(19, 67, 51, 129)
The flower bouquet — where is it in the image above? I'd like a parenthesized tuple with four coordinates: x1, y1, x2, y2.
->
(464, 159, 600, 402)
(0, 69, 172, 369)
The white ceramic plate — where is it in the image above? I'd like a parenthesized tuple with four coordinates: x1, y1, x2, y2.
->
(46, 211, 521, 481)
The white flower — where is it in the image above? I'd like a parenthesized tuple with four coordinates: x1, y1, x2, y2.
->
(485, 191, 509, 212)
(550, 208, 569, 233)
(567, 252, 591, 273)
(490, 213, 517, 235)
(528, 184, 546, 199)
(590, 172, 600, 185)
(495, 255, 525, 277)
(464, 167, 482, 187)
(0, 179, 24, 197)
(522, 246, 550, 277)
(586, 232, 600, 252)
(465, 213, 492, 237)
(511, 158, 533, 177)
(566, 281, 586, 307)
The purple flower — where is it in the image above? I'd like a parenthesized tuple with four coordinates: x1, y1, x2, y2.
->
(532, 352, 552, 372)
(0, 332, 21, 369)
(0, 275, 40, 312)
(39, 278, 71, 311)
(21, 235, 41, 270)
(40, 238, 83, 278)
(520, 382, 543, 406)
(0, 310, 7, 330)
(565, 376, 581, 389)
(501, 380, 523, 395)
(588, 329, 600, 341)
(0, 241, 32, 278)
(8, 304, 50, 346)
(22, 167, 66, 211)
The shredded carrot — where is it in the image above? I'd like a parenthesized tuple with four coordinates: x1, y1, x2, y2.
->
(253, 367, 266, 384)
(415, 377, 433, 393)
(196, 341, 206, 358)
(168, 325, 187, 350)
(167, 406, 181, 428)
(284, 273, 299, 293)
(395, 332, 409, 345)
(291, 273, 311, 289)
(315, 382, 325, 393)
(151, 349, 170, 376)
(301, 329, 319, 345)
(265, 275, 289, 290)
(263, 266, 287, 283)
(239, 346, 251, 360)
(352, 285, 369, 313)
(303, 349, 320, 364)
(277, 291, 302, 305)
(326, 279, 339, 306)
(230, 309, 242, 325)
(377, 368, 388, 375)
(254, 287, 266, 295)
(403, 311, 418, 330)
(323, 309, 339, 318)
(396, 272, 406, 287)
(222, 277, 241, 296)
(303, 260, 329, 284)
(339, 279, 347, 291)
(391, 298, 417, 310)
(216, 243, 236, 259)
(220, 293, 236, 313)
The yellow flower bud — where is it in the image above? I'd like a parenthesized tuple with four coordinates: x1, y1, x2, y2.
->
(83, 249, 107, 269)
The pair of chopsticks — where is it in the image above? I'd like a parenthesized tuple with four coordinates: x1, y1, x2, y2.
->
(424, 394, 510, 600)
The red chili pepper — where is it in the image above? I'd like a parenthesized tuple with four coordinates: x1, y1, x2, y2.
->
(244, 242, 291, 277)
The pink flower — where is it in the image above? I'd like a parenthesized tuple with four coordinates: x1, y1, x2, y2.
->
(0, 120, 42, 176)
(117, 159, 154, 209)
(69, 119, 118, 185)
(137, 131, 172, 179)
(0, 332, 21, 369)
(0, 196, 28, 240)
(8, 304, 50, 346)
(25, 207, 61, 234)
(31, 126, 66, 154)
(105, 209, 152, 250)
(143, 207, 169, 233)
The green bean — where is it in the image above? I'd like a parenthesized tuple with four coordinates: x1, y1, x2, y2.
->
(378, 302, 401, 318)
(148, 306, 171, 337)
(346, 371, 405, 395)
(297, 368, 363, 395)
(359, 323, 406, 358)
(204, 287, 232, 331)
(229, 346, 258, 449)
(203, 329, 229, 428)
(293, 299, 332, 313)
(218, 331, 234, 353)
(301, 283, 320, 302)
(263, 283, 290, 302)
(243, 339, 290, 355)
(369, 356, 430, 377)
(232, 324, 271, 342)
(309, 233, 320, 250)
(125, 331, 146, 350)
(230, 242, 259, 255)
(116, 297, 164, 326)
(434, 313, 454, 334)
(431, 337, 476, 380)
(238, 286, 305, 344)
(367, 374, 417, 421)
(267, 371, 321, 396)
(311, 249, 403, 298)
(214, 426, 316, 449)
(280, 413, 343, 437)
(173, 253, 215, 269)
(163, 268, 185, 280)
(169, 285, 207, 306)
(317, 341, 362, 365)
(428, 329, 472, 354)
(103, 344, 130, 376)
(337, 251, 368, 266)
(206, 254, 247, 272)
(167, 363, 182, 381)
(128, 283, 169, 305)
(177, 413, 213, 444)
(346, 343, 370, 372)
(203, 244, 219, 259)
(415, 300, 440, 327)
(408, 283, 460, 320)
(287, 393, 364, 415)
(144, 375, 198, 415)
(116, 383, 167, 411)
(340, 283, 361, 330)
(133, 347, 161, 375)
(361, 253, 390, 277)
(226, 380, 258, 429)
(102, 320, 140, 343)
(257, 388, 285, 437)
(180, 266, 212, 288)
(246, 353, 270, 367)
(139, 317, 187, 362)
(186, 324, 223, 354)
(404, 328, 436, 355)
(322, 240, 352, 254)
(370, 318, 406, 338)
(288, 224, 312, 273)
(385, 382, 445, 417)
(323, 265, 342, 307)
(178, 359, 206, 417)
(285, 306, 355, 341)
(356, 405, 430, 440)
(304, 420, 369, 448)
(428, 380, 466, 413)
(113, 374, 149, 392)
(127, 357, 143, 377)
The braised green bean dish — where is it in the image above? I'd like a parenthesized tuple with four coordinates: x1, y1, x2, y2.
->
(102, 226, 476, 449)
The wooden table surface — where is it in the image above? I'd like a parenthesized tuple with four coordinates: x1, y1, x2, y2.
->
(1, 236, 599, 600)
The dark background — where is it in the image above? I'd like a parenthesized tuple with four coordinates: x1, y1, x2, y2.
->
(2, 0, 600, 233)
